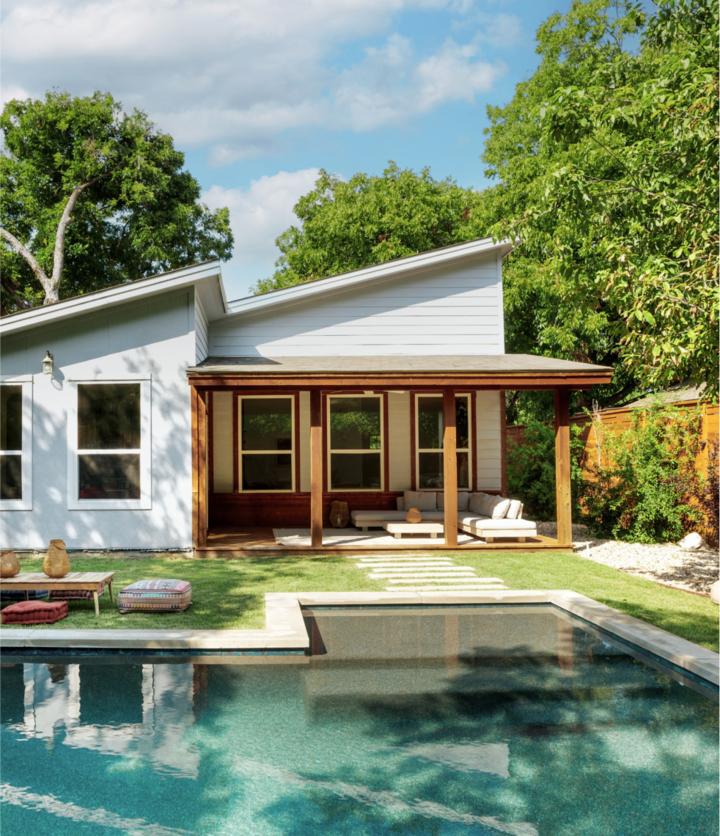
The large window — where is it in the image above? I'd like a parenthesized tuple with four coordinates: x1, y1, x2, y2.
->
(68, 381, 151, 510)
(0, 382, 32, 509)
(328, 396, 383, 491)
(239, 396, 294, 491)
(415, 394, 471, 490)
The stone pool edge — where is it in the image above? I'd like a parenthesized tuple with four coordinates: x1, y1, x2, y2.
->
(1, 589, 718, 686)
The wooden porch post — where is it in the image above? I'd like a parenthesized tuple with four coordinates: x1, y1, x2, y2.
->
(310, 389, 323, 548)
(443, 389, 458, 548)
(554, 387, 572, 546)
(191, 386, 209, 549)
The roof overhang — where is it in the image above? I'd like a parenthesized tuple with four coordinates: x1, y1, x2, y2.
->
(224, 237, 515, 320)
(0, 261, 226, 336)
(186, 355, 613, 390)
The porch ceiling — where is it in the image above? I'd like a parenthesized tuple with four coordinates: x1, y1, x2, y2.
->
(186, 354, 613, 390)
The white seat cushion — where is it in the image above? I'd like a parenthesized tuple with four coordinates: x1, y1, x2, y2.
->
(490, 497, 512, 519)
(351, 511, 408, 523)
(472, 518, 537, 532)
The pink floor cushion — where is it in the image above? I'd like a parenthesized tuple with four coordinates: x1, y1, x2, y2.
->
(1, 600, 68, 625)
(118, 579, 192, 613)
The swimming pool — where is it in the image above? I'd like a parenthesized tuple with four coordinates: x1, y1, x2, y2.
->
(2, 605, 717, 835)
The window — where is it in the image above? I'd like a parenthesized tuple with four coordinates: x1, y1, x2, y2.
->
(328, 396, 383, 491)
(239, 396, 294, 491)
(415, 394, 471, 490)
(68, 381, 151, 510)
(0, 382, 32, 510)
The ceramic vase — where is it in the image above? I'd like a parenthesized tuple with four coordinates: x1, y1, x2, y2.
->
(44, 540, 70, 578)
(0, 550, 20, 578)
(405, 507, 422, 524)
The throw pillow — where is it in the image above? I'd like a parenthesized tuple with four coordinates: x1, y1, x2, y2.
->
(506, 499, 522, 520)
(396, 496, 405, 511)
(468, 493, 485, 514)
(479, 493, 497, 516)
(490, 497, 512, 519)
(404, 491, 437, 512)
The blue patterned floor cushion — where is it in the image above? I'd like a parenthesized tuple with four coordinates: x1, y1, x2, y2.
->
(118, 579, 192, 613)
(1, 589, 48, 601)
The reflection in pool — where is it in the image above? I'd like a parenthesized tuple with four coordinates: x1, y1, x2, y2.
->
(1, 605, 717, 835)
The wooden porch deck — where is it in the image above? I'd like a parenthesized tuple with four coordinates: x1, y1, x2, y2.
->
(197, 526, 571, 556)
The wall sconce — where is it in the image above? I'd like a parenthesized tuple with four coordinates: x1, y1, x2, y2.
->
(42, 351, 54, 377)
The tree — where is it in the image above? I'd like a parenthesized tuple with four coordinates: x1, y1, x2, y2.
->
(253, 163, 476, 294)
(490, 0, 718, 399)
(471, 0, 649, 421)
(1, 91, 233, 312)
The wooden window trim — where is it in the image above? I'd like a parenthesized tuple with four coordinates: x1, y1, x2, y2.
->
(236, 394, 296, 493)
(414, 393, 472, 492)
(327, 393, 385, 492)
(0, 381, 33, 511)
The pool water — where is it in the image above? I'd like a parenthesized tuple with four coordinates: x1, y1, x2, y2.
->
(1, 605, 717, 835)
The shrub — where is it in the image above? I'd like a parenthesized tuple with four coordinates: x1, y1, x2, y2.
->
(506, 418, 585, 521)
(579, 403, 704, 543)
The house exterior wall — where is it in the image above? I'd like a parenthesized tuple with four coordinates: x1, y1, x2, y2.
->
(208, 387, 505, 527)
(0, 291, 196, 550)
(210, 253, 504, 357)
(194, 295, 209, 364)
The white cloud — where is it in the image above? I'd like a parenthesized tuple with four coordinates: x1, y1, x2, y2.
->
(202, 168, 320, 268)
(1, 0, 508, 165)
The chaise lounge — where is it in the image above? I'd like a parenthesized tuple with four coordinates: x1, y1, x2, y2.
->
(350, 491, 537, 542)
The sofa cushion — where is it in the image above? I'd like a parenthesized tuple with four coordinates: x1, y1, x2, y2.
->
(468, 493, 486, 514)
(421, 511, 446, 521)
(458, 514, 487, 527)
(473, 518, 537, 532)
(479, 493, 498, 515)
(438, 492, 470, 511)
(506, 499, 522, 520)
(396, 496, 405, 511)
(490, 497, 512, 519)
(404, 490, 436, 511)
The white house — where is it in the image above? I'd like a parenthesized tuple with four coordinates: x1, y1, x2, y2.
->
(0, 238, 611, 553)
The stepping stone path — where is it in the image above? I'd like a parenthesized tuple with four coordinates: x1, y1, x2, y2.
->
(351, 555, 507, 592)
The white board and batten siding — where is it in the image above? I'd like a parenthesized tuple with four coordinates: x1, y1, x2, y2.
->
(210, 254, 504, 357)
(476, 391, 503, 491)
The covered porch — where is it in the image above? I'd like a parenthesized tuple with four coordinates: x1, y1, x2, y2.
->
(187, 355, 612, 555)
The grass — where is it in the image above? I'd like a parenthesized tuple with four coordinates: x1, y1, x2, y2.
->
(2, 551, 717, 652)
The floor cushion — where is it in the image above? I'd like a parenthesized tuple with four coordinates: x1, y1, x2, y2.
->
(49, 586, 105, 602)
(1, 589, 48, 601)
(118, 579, 192, 613)
(1, 600, 68, 625)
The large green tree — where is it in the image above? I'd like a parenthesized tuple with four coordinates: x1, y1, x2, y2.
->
(1, 91, 233, 312)
(488, 0, 718, 400)
(253, 163, 476, 294)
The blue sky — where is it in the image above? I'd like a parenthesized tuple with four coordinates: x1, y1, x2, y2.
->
(3, 0, 572, 300)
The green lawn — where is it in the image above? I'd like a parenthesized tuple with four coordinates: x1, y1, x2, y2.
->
(2, 551, 717, 652)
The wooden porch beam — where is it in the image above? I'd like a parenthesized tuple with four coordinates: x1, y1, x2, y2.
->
(310, 390, 323, 548)
(443, 389, 458, 548)
(197, 388, 209, 548)
(555, 387, 572, 546)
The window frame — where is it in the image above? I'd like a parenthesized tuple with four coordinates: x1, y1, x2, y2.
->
(414, 393, 472, 491)
(237, 395, 295, 493)
(0, 379, 33, 511)
(67, 379, 152, 510)
(327, 394, 384, 492)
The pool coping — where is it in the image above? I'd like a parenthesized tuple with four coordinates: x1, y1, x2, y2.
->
(1, 590, 718, 686)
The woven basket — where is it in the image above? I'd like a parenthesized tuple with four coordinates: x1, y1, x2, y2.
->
(330, 501, 350, 528)
(44, 540, 70, 578)
(0, 550, 20, 578)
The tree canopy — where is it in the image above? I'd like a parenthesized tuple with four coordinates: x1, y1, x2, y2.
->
(1, 91, 233, 312)
(253, 163, 475, 294)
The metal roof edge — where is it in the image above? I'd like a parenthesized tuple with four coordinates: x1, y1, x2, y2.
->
(0, 261, 224, 335)
(224, 237, 513, 318)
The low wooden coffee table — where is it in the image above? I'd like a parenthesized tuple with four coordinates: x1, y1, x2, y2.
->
(382, 522, 444, 539)
(0, 572, 115, 617)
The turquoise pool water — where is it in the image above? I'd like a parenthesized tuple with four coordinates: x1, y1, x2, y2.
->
(1, 605, 717, 835)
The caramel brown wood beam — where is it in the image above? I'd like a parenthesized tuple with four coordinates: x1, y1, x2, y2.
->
(443, 389, 458, 548)
(555, 387, 572, 546)
(310, 390, 323, 548)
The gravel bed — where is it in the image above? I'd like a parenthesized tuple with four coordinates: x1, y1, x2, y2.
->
(536, 522, 719, 595)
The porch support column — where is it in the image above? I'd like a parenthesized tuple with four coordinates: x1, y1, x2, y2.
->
(310, 389, 323, 548)
(191, 386, 209, 549)
(443, 389, 458, 548)
(554, 387, 572, 546)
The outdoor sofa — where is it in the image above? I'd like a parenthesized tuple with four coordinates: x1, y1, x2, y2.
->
(350, 491, 537, 542)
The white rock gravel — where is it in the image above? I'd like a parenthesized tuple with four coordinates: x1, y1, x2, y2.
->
(536, 522, 719, 595)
